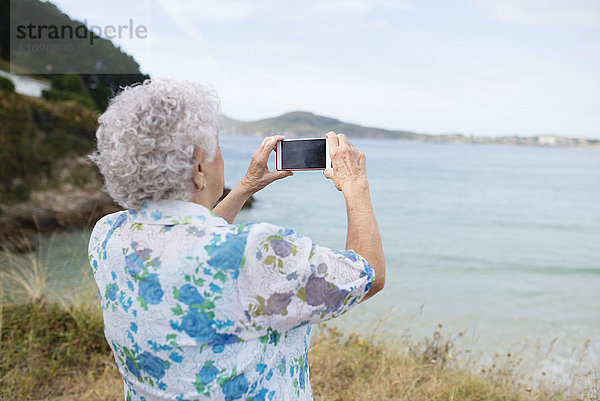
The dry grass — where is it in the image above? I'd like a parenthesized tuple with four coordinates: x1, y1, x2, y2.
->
(1, 298, 595, 401)
(0, 244, 597, 401)
(0, 298, 119, 400)
(0, 239, 50, 306)
(309, 326, 593, 401)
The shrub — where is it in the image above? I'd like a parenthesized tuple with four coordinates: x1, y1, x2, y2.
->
(0, 75, 15, 92)
(42, 88, 96, 110)
(51, 74, 87, 93)
(41, 74, 96, 110)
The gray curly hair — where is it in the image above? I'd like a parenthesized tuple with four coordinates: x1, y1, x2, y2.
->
(90, 79, 220, 210)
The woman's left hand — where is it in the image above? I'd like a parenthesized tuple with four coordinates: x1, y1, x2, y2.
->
(239, 135, 293, 195)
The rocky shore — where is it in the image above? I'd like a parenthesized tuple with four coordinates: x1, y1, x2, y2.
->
(0, 186, 253, 252)
(0, 185, 119, 251)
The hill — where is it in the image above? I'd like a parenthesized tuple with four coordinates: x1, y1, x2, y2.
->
(0, 86, 100, 204)
(223, 111, 422, 140)
(221, 111, 599, 148)
(0, 0, 149, 111)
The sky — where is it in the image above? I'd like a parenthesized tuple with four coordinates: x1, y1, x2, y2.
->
(49, 0, 600, 138)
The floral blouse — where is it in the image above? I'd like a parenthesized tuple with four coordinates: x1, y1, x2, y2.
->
(88, 200, 374, 401)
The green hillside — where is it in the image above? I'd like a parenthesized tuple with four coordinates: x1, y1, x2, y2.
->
(0, 0, 153, 205)
(0, 86, 99, 204)
(226, 111, 421, 140)
(0, 0, 149, 111)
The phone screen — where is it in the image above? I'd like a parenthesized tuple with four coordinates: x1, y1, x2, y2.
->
(281, 139, 326, 169)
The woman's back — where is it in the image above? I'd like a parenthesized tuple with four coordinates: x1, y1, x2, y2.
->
(90, 200, 374, 401)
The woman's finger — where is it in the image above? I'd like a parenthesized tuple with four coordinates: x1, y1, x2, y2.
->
(326, 131, 339, 155)
(259, 136, 272, 149)
(337, 133, 347, 148)
(269, 170, 293, 182)
(256, 135, 284, 164)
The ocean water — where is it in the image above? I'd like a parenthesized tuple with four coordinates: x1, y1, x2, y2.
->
(10, 135, 600, 387)
(221, 135, 600, 385)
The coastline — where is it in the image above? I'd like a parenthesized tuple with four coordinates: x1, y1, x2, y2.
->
(0, 185, 120, 251)
(219, 112, 600, 149)
(0, 185, 254, 251)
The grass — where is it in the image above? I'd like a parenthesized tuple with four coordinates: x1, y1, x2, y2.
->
(0, 239, 50, 305)
(0, 246, 597, 400)
(309, 326, 596, 401)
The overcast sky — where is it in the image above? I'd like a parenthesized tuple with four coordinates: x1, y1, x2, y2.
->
(50, 0, 600, 138)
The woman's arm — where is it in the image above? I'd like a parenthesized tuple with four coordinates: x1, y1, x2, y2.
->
(213, 135, 292, 223)
(343, 181, 384, 301)
(323, 132, 385, 301)
(212, 182, 254, 224)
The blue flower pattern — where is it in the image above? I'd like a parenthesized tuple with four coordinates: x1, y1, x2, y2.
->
(198, 363, 219, 385)
(139, 274, 164, 305)
(89, 200, 374, 400)
(177, 284, 204, 305)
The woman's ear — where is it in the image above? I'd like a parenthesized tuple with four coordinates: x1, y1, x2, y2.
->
(192, 148, 205, 190)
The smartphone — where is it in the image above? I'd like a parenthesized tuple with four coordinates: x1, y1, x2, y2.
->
(275, 137, 330, 171)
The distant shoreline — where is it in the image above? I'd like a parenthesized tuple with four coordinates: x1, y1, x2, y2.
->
(219, 111, 600, 149)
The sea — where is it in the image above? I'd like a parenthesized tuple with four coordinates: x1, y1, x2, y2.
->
(14, 135, 600, 391)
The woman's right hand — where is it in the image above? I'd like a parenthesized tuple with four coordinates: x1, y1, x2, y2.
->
(323, 132, 369, 193)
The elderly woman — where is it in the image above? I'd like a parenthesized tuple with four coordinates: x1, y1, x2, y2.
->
(89, 79, 385, 401)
